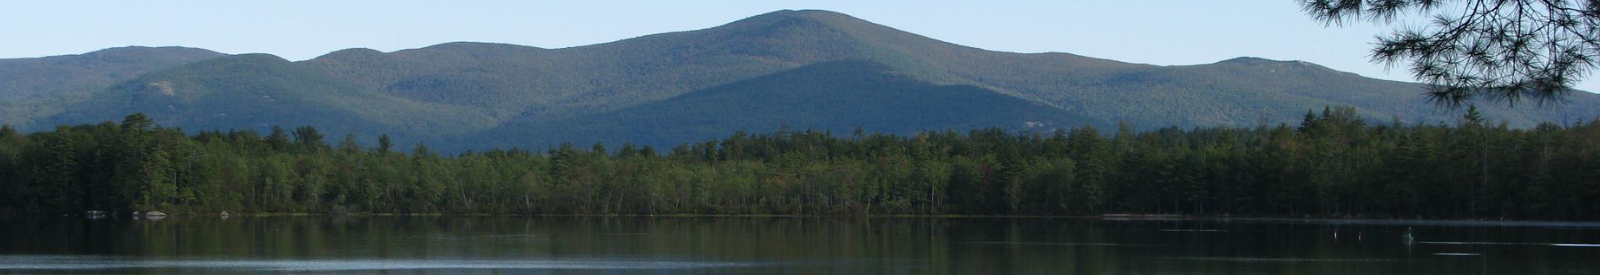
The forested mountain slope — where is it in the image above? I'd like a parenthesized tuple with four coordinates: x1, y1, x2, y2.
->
(0, 46, 224, 127)
(3, 10, 1596, 150)
(471, 60, 1105, 149)
(44, 54, 497, 143)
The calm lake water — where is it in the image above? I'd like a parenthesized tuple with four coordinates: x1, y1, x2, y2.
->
(1, 216, 1597, 274)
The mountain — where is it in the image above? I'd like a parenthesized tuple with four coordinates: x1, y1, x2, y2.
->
(3, 10, 1598, 151)
(43, 54, 496, 143)
(472, 60, 1103, 148)
(0, 46, 225, 127)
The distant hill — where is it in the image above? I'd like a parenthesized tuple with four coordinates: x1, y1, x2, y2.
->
(472, 60, 1104, 148)
(44, 54, 496, 143)
(2, 10, 1597, 151)
(0, 46, 224, 127)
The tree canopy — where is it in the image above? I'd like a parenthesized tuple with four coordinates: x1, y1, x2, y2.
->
(1300, 0, 1600, 105)
(3, 112, 1598, 220)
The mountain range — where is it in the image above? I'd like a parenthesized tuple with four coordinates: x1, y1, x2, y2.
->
(3, 10, 1597, 151)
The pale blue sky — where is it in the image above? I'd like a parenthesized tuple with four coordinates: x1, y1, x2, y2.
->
(5, 0, 1595, 92)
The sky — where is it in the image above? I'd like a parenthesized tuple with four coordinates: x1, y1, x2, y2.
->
(4, 0, 1597, 92)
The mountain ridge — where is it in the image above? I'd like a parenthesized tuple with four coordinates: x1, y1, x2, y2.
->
(0, 46, 226, 127)
(471, 60, 1105, 149)
(2, 9, 1597, 151)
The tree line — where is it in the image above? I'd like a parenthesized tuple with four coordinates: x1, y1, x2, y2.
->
(2, 108, 1597, 220)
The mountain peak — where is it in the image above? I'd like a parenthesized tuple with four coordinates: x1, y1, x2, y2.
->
(421, 42, 546, 51)
(1217, 56, 1284, 64)
(90, 46, 216, 55)
(317, 48, 384, 58)
(1213, 56, 1337, 71)
(727, 9, 871, 30)
(72, 46, 225, 63)
(746, 9, 850, 20)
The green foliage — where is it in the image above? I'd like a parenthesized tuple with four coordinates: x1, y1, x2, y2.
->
(4, 112, 1600, 221)
(1301, 0, 1600, 104)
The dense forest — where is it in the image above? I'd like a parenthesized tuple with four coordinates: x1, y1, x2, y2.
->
(2, 108, 1598, 220)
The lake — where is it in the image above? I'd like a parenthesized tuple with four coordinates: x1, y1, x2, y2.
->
(1, 216, 1597, 274)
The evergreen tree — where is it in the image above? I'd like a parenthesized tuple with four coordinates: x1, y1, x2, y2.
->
(376, 134, 393, 154)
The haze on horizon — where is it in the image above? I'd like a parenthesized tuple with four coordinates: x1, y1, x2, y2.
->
(5, 0, 1599, 93)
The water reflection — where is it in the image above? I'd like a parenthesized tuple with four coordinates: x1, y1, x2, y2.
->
(0, 255, 749, 271)
(1417, 241, 1600, 247)
(1166, 256, 1396, 262)
(0, 216, 1596, 274)
(965, 241, 1163, 247)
